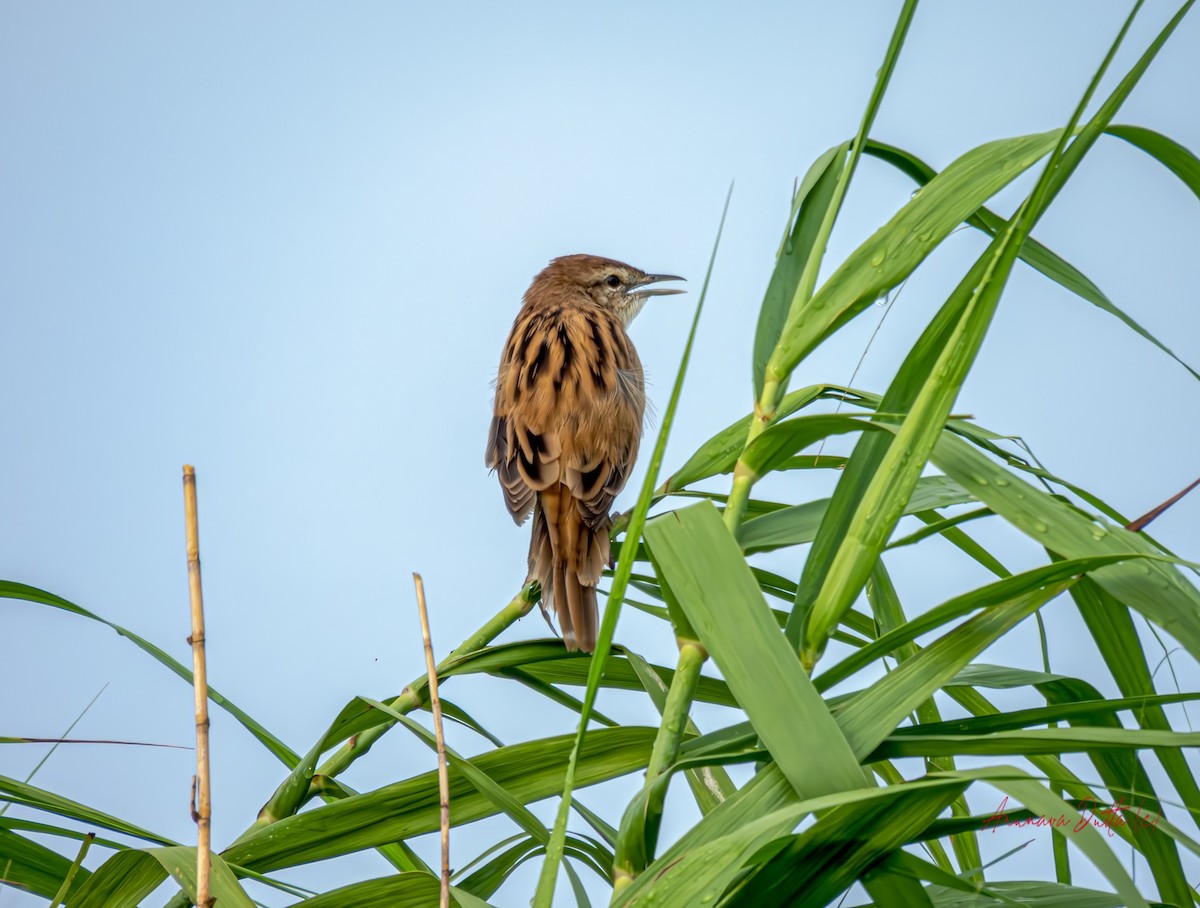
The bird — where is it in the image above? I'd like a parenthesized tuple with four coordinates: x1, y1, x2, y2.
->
(486, 254, 684, 652)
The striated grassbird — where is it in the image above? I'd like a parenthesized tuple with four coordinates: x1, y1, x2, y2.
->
(486, 254, 684, 652)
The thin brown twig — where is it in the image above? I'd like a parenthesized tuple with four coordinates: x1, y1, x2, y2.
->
(183, 465, 213, 908)
(413, 572, 450, 908)
(1126, 476, 1200, 532)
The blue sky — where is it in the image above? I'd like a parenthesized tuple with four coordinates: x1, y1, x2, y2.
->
(2, 3, 1198, 905)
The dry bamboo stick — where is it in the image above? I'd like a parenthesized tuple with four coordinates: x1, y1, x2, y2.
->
(413, 573, 450, 908)
(183, 465, 213, 908)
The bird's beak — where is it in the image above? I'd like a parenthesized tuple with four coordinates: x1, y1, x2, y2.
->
(628, 274, 686, 297)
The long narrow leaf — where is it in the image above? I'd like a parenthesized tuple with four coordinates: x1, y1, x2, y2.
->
(864, 136, 1200, 382)
(0, 582, 296, 767)
(644, 501, 862, 794)
(930, 433, 1200, 659)
(753, 143, 848, 397)
(225, 726, 654, 873)
(766, 129, 1062, 383)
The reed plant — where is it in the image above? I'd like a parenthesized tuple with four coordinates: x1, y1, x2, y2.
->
(3, 2, 1199, 905)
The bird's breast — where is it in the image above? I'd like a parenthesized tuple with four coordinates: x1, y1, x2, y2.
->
(500, 304, 644, 427)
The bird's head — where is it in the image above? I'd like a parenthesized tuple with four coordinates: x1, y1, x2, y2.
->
(533, 254, 685, 325)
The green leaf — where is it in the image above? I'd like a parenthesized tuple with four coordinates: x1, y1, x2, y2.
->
(623, 649, 736, 812)
(870, 726, 1200, 760)
(1108, 124, 1200, 201)
(661, 384, 876, 492)
(753, 143, 848, 398)
(1070, 576, 1200, 816)
(814, 554, 1157, 692)
(871, 849, 990, 899)
(766, 129, 1063, 382)
(643, 501, 862, 796)
(739, 413, 886, 480)
(499, 645, 736, 708)
(302, 872, 495, 908)
(615, 801, 813, 907)
(0, 581, 296, 768)
(864, 136, 1200, 383)
(0, 827, 90, 901)
(224, 726, 655, 872)
(68, 850, 168, 908)
(837, 582, 1070, 758)
(363, 697, 554, 846)
(797, 211, 1032, 666)
(70, 848, 254, 908)
(618, 774, 968, 907)
(796, 0, 1196, 666)
(862, 865, 936, 908)
(153, 847, 256, 908)
(930, 433, 1200, 660)
(722, 782, 965, 907)
(924, 880, 1129, 907)
(740, 473, 973, 553)
(0, 817, 124, 852)
(1042, 586, 1194, 905)
(889, 691, 1200, 737)
(456, 837, 541, 899)
(0, 775, 174, 846)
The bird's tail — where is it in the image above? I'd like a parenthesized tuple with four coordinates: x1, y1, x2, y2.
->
(528, 484, 608, 652)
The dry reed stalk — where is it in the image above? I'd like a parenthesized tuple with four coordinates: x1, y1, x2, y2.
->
(183, 465, 213, 908)
(413, 572, 450, 908)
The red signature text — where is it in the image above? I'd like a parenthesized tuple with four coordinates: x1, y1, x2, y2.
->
(982, 796, 1161, 837)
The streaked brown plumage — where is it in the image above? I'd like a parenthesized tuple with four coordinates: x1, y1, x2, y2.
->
(486, 254, 683, 652)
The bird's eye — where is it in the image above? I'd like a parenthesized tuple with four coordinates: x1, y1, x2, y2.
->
(605, 275, 621, 288)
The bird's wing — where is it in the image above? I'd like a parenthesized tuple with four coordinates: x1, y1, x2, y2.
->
(486, 307, 567, 525)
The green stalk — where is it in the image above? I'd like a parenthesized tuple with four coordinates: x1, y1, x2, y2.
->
(612, 639, 708, 890)
(644, 641, 708, 780)
(244, 583, 536, 833)
(723, 0, 919, 534)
